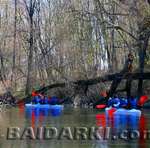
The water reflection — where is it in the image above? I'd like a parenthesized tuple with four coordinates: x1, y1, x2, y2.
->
(96, 112, 144, 130)
(0, 107, 149, 148)
(95, 110, 149, 148)
(139, 114, 147, 148)
(25, 107, 63, 118)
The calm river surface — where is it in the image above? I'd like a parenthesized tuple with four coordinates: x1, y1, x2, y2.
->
(0, 107, 149, 148)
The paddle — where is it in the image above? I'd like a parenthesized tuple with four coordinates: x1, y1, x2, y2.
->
(96, 104, 107, 109)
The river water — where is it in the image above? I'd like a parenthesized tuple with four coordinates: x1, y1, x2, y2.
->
(0, 107, 149, 148)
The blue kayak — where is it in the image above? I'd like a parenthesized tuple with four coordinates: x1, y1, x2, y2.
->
(105, 107, 141, 117)
(25, 104, 64, 110)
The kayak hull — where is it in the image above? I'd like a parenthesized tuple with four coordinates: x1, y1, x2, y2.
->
(25, 104, 64, 110)
(105, 107, 141, 117)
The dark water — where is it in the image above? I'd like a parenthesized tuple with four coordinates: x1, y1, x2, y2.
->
(0, 107, 150, 148)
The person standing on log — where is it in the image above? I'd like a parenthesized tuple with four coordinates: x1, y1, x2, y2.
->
(108, 52, 134, 98)
(122, 52, 134, 74)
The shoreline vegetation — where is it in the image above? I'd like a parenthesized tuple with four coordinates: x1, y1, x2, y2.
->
(0, 0, 149, 108)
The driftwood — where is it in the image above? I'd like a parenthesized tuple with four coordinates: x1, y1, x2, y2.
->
(37, 72, 150, 92)
(17, 72, 150, 104)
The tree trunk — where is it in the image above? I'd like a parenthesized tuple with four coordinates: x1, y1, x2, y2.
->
(137, 19, 150, 97)
(25, 0, 34, 95)
(11, 0, 17, 90)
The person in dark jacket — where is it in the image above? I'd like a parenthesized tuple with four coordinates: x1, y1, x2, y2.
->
(108, 96, 120, 108)
(32, 96, 40, 104)
(128, 96, 137, 109)
(93, 90, 108, 108)
(119, 97, 128, 108)
(48, 96, 59, 105)
(39, 96, 49, 104)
